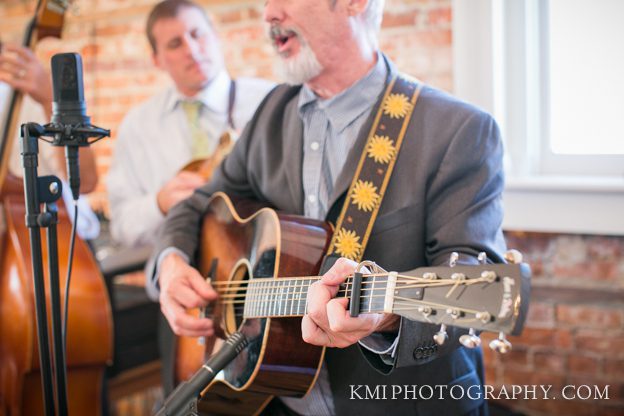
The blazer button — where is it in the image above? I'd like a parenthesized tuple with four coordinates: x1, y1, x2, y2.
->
(413, 347, 424, 360)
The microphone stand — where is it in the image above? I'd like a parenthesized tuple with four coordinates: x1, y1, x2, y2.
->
(19, 121, 108, 416)
(157, 331, 249, 416)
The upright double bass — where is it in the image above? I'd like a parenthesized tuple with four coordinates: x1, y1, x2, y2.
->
(0, 1, 113, 414)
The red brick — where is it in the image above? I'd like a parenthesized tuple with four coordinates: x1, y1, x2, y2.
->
(575, 331, 624, 356)
(508, 328, 573, 350)
(501, 368, 565, 389)
(427, 8, 452, 26)
(382, 11, 419, 28)
(602, 359, 624, 380)
(534, 351, 566, 373)
(568, 354, 601, 376)
(557, 304, 623, 329)
(499, 348, 531, 370)
(527, 302, 556, 328)
(598, 404, 624, 416)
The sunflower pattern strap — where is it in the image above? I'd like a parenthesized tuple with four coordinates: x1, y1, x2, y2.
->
(327, 75, 423, 261)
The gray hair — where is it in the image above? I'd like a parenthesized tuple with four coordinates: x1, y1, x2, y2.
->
(362, 0, 385, 49)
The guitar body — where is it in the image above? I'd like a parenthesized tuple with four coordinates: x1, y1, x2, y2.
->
(175, 193, 332, 415)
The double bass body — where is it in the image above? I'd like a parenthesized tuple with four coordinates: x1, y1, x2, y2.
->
(0, 174, 114, 415)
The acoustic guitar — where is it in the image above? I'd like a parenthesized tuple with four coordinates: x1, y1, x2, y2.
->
(175, 192, 531, 415)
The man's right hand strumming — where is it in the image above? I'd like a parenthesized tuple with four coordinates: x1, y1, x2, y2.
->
(159, 252, 217, 337)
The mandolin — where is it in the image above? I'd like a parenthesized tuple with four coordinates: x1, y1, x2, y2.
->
(173, 192, 531, 415)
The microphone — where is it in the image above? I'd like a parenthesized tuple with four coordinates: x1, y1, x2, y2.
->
(47, 53, 108, 201)
(51, 53, 89, 126)
(157, 331, 249, 416)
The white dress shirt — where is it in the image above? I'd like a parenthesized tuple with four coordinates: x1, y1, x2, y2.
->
(106, 70, 275, 248)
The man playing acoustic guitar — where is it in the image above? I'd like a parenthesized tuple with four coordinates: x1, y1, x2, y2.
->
(149, 0, 506, 414)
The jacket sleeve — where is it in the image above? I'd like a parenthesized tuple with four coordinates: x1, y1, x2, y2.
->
(363, 110, 507, 373)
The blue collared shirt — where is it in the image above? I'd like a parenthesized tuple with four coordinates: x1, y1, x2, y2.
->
(298, 52, 388, 220)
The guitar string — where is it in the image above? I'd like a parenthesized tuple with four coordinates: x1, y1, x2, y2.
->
(208, 271, 454, 287)
(199, 270, 496, 319)
(213, 277, 493, 320)
(214, 277, 490, 301)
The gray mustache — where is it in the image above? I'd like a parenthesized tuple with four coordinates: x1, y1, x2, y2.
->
(269, 25, 298, 40)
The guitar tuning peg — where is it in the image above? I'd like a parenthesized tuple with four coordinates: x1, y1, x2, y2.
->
(504, 249, 523, 264)
(478, 252, 487, 264)
(449, 252, 459, 267)
(489, 332, 512, 354)
(433, 324, 448, 345)
(459, 328, 481, 349)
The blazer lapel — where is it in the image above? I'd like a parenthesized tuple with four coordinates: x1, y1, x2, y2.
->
(326, 56, 399, 215)
(283, 95, 305, 214)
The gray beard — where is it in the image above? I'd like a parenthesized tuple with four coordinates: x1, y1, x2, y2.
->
(277, 42, 323, 85)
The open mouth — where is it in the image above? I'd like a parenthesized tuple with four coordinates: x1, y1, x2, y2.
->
(270, 26, 298, 56)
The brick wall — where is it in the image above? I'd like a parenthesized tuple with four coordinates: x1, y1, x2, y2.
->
(2, 2, 622, 416)
(483, 232, 624, 415)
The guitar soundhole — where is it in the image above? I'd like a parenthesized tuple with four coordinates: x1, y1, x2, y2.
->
(224, 261, 250, 335)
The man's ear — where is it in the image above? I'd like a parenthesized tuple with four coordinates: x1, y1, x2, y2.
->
(347, 0, 369, 16)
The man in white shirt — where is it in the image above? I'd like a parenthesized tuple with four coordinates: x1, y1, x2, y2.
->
(107, 0, 274, 248)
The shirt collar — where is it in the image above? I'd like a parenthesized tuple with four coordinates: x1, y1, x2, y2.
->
(164, 69, 232, 115)
(298, 51, 388, 134)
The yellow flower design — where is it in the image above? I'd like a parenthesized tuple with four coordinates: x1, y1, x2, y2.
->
(367, 135, 396, 164)
(351, 180, 380, 212)
(333, 228, 363, 260)
(383, 93, 412, 119)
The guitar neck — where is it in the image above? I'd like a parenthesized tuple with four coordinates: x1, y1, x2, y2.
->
(225, 262, 530, 337)
(241, 275, 388, 319)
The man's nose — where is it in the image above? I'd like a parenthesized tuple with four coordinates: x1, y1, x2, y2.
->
(182, 34, 201, 57)
(263, 0, 284, 24)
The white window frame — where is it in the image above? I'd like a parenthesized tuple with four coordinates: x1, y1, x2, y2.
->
(452, 0, 624, 236)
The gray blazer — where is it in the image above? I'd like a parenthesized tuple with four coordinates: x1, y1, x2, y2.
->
(149, 57, 506, 415)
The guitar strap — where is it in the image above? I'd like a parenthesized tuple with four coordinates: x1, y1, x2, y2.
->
(326, 75, 423, 262)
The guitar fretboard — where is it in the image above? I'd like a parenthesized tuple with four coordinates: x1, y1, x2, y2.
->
(242, 276, 388, 318)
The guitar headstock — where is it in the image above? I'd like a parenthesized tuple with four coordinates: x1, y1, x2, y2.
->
(384, 252, 531, 352)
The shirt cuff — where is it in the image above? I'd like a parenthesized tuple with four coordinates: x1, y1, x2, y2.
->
(153, 247, 190, 291)
(358, 318, 403, 360)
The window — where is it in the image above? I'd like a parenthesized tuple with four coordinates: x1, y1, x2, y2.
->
(452, 0, 624, 235)
(542, 0, 624, 175)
